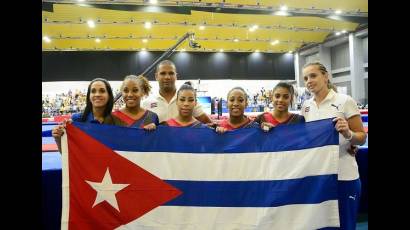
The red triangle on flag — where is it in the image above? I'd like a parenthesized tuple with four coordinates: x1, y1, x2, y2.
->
(65, 124, 182, 230)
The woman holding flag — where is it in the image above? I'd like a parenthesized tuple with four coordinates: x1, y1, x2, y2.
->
(215, 87, 259, 133)
(301, 61, 367, 230)
(112, 75, 159, 129)
(52, 78, 120, 152)
(161, 82, 206, 128)
(254, 82, 305, 131)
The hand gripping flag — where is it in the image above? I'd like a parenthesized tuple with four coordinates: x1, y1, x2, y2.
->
(61, 119, 340, 230)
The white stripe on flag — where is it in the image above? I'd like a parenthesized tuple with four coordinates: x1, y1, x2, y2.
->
(116, 200, 339, 230)
(61, 132, 69, 230)
(116, 145, 338, 181)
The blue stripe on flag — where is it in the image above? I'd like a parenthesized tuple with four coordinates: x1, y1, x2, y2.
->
(163, 175, 338, 207)
(42, 130, 53, 137)
(73, 118, 338, 153)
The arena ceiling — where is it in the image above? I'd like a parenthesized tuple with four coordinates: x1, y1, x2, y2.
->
(42, 0, 368, 53)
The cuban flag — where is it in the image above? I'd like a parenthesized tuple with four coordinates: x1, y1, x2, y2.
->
(61, 119, 340, 230)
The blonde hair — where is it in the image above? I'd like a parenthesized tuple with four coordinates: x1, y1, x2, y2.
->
(303, 61, 337, 92)
(121, 75, 152, 96)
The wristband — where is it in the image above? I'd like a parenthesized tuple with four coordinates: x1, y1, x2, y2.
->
(345, 130, 354, 141)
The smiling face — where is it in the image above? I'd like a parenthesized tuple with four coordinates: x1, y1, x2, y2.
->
(121, 79, 144, 109)
(227, 89, 248, 118)
(302, 64, 329, 95)
(272, 87, 292, 112)
(176, 89, 197, 118)
(89, 81, 109, 109)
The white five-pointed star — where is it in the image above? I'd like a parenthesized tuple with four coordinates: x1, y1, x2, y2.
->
(85, 168, 130, 212)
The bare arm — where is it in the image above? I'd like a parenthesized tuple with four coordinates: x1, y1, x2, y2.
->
(346, 115, 367, 146)
(333, 114, 367, 146)
(51, 119, 72, 154)
(195, 113, 212, 124)
(52, 125, 64, 153)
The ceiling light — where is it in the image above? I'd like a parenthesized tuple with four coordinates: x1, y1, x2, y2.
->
(87, 20, 95, 28)
(275, 11, 290, 16)
(199, 25, 205, 30)
(43, 36, 51, 43)
(181, 49, 186, 52)
(249, 25, 258, 32)
(255, 50, 260, 53)
(342, 30, 347, 33)
(288, 51, 293, 54)
(335, 32, 341, 36)
(234, 38, 239, 42)
(219, 49, 224, 52)
(77, 0, 85, 2)
(149, 0, 158, 4)
(280, 5, 288, 11)
(144, 22, 152, 29)
(335, 10, 342, 15)
(95, 38, 101, 43)
(271, 40, 279, 45)
(142, 39, 148, 43)
(141, 48, 146, 51)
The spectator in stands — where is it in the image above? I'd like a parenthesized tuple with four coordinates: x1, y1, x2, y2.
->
(142, 60, 211, 124)
(253, 93, 258, 106)
(52, 78, 119, 152)
(42, 92, 85, 117)
(301, 61, 367, 230)
(112, 75, 159, 130)
(161, 83, 205, 128)
(215, 87, 259, 133)
(255, 82, 305, 132)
